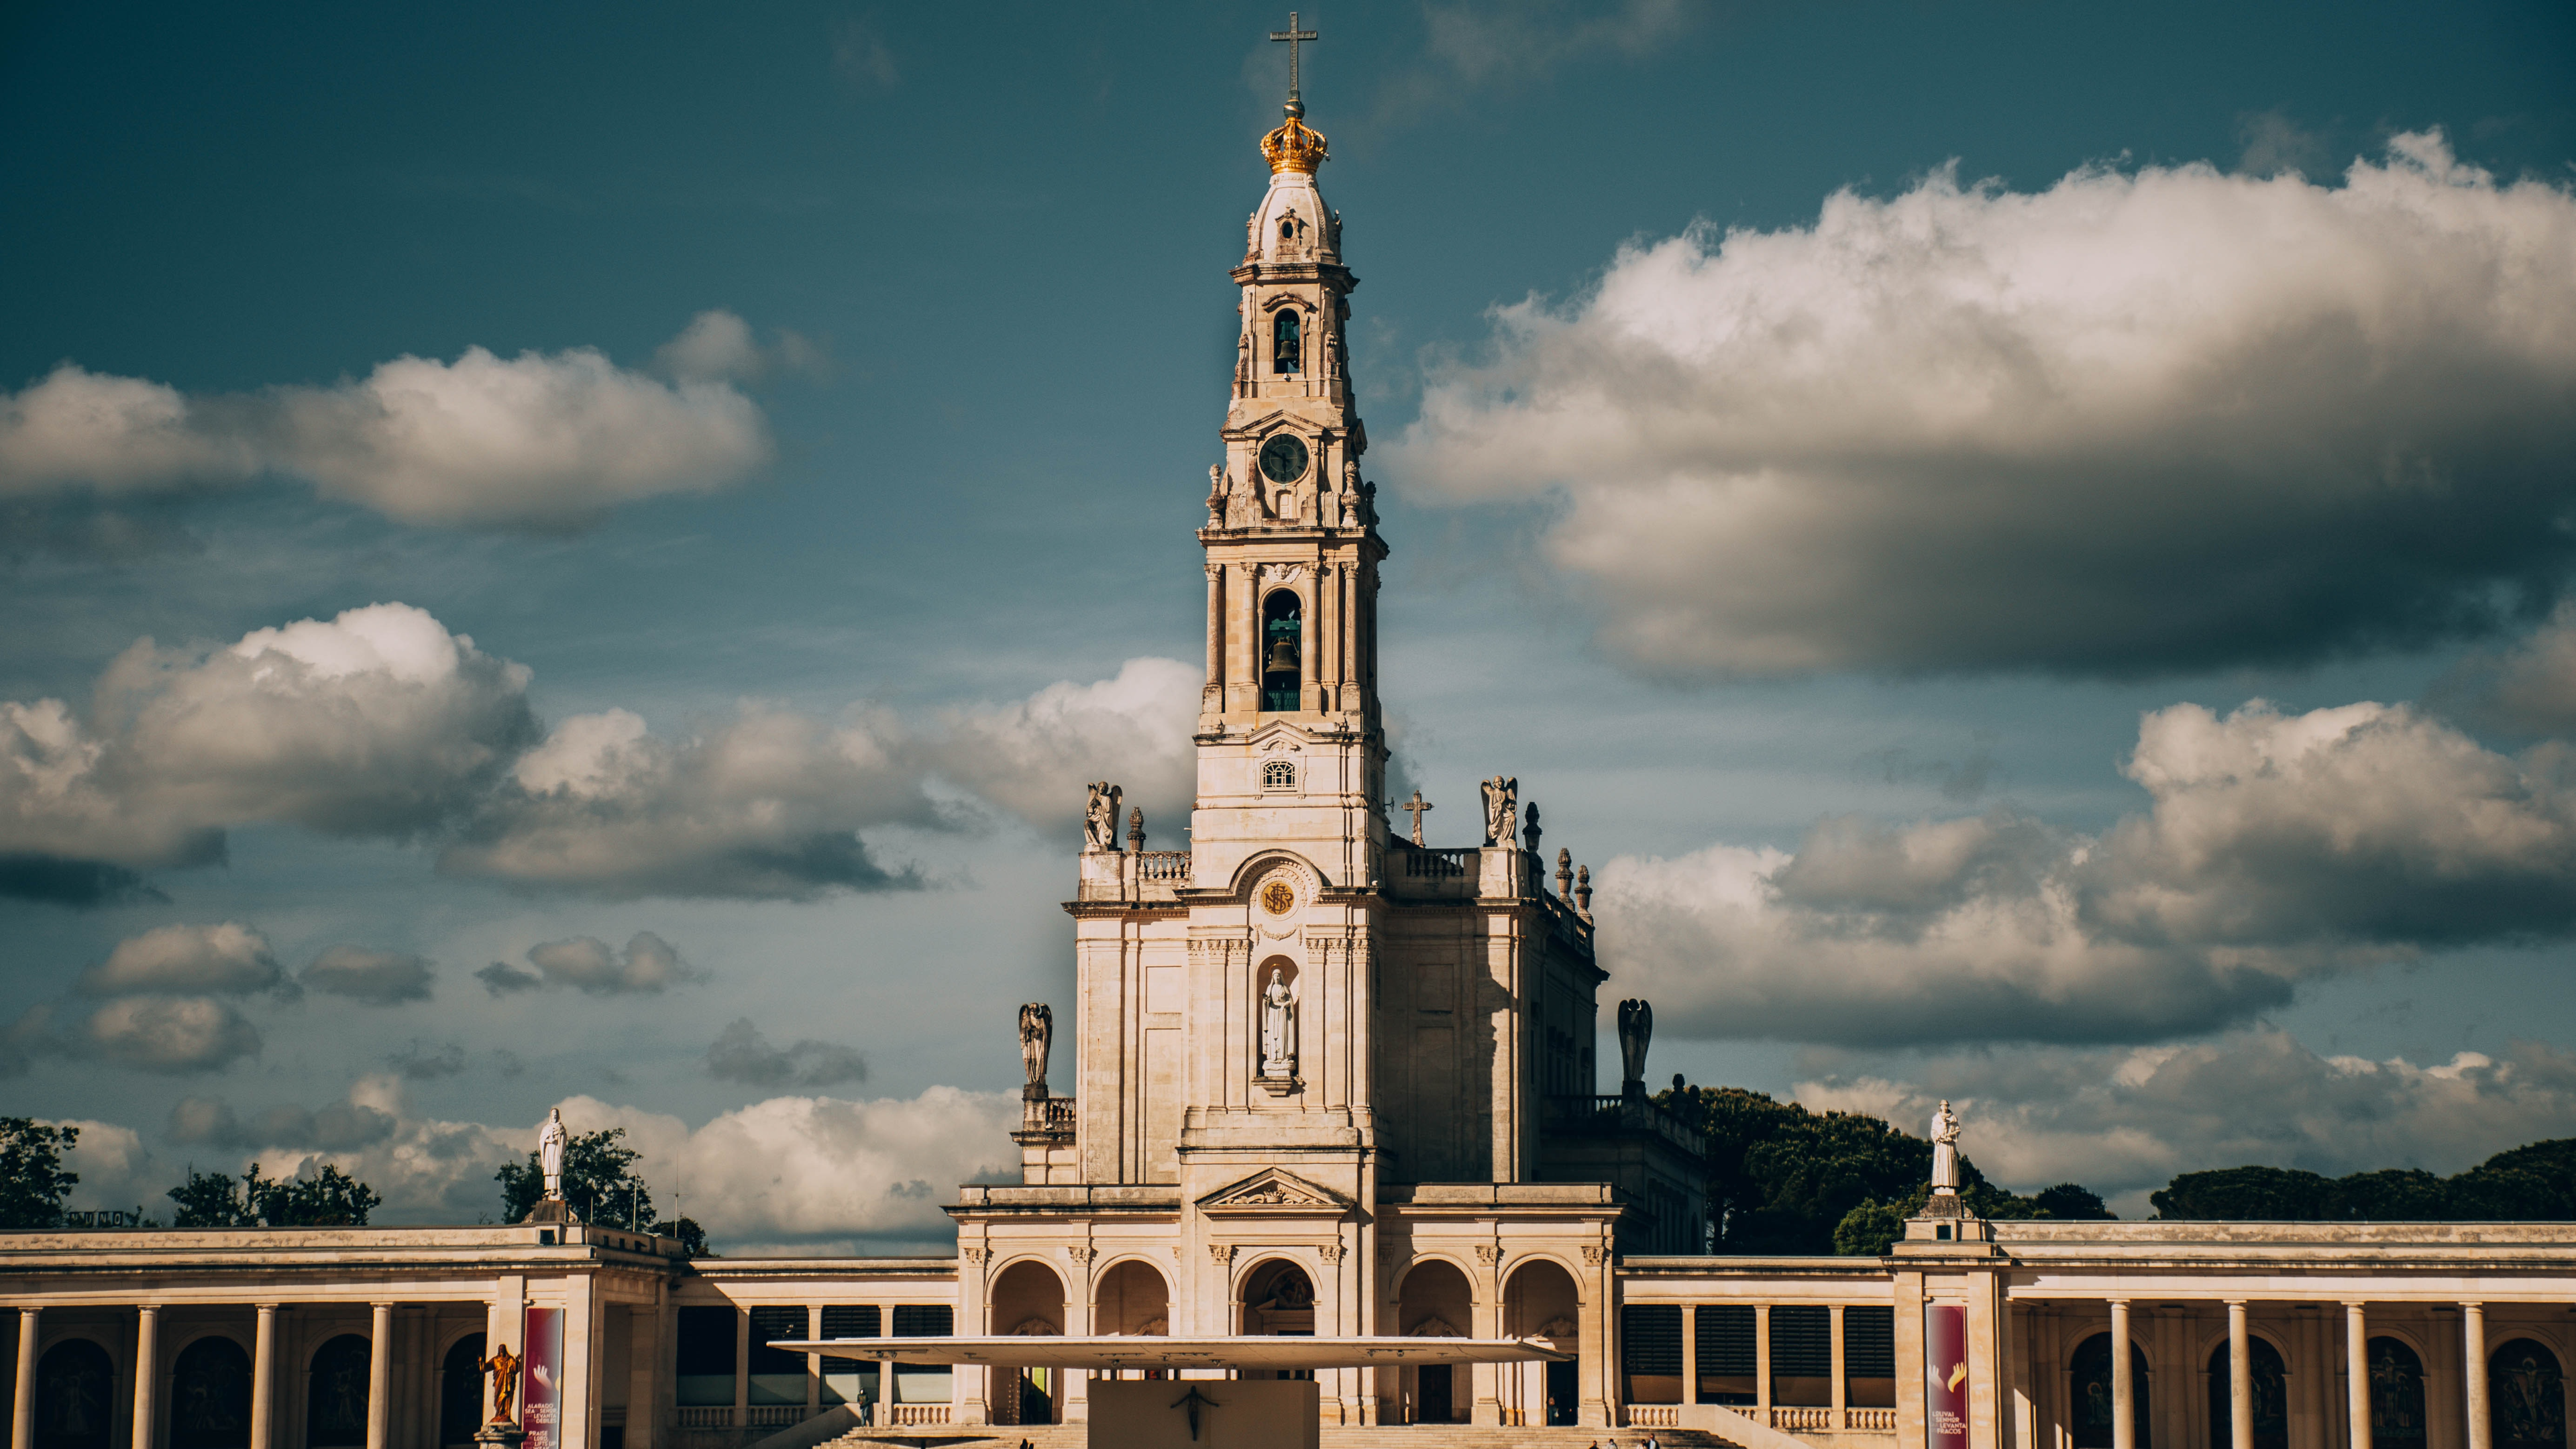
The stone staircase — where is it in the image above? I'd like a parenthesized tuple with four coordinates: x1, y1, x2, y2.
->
(815, 1426, 1734, 1449)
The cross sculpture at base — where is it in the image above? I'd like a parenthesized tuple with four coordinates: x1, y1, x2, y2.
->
(1400, 789, 1432, 846)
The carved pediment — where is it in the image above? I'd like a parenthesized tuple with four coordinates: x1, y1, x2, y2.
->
(1197, 1167, 1350, 1215)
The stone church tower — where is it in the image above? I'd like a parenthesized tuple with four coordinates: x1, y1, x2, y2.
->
(948, 89, 1707, 1432)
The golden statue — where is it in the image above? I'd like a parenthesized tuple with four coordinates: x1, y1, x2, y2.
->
(479, 1342, 523, 1424)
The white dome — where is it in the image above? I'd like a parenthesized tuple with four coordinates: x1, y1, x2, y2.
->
(1249, 170, 1335, 266)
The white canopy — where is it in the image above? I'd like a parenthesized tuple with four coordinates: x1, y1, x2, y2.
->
(765, 1335, 1569, 1370)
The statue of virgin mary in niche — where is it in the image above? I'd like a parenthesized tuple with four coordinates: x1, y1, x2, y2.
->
(1258, 967, 1297, 1078)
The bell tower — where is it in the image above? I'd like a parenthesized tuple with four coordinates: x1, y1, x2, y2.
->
(1191, 89, 1390, 897)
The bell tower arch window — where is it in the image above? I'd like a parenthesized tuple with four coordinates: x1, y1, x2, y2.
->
(1273, 309, 1303, 375)
(1261, 590, 1303, 711)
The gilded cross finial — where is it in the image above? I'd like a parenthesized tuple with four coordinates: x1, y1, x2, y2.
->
(1269, 11, 1318, 101)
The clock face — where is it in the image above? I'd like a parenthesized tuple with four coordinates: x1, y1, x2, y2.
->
(1258, 434, 1310, 484)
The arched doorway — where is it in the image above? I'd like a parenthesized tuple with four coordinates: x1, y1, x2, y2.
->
(1397, 1259, 1472, 1425)
(989, 1260, 1065, 1426)
(170, 1337, 252, 1449)
(306, 1335, 372, 1449)
(2206, 1336, 2288, 1449)
(1096, 1260, 1169, 1337)
(1503, 1259, 1579, 1428)
(2070, 1333, 2150, 1449)
(2368, 1338, 2427, 1446)
(439, 1336, 486, 1449)
(34, 1339, 114, 1449)
(2489, 1340, 2567, 1449)
(1240, 1259, 1317, 1381)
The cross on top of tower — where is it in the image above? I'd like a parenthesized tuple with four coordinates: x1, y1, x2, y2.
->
(1270, 11, 1318, 101)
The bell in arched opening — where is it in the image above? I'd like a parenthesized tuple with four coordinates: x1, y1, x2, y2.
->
(1273, 309, 1303, 374)
(1263, 590, 1302, 710)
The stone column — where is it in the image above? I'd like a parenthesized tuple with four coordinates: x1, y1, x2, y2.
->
(1298, 582, 1318, 710)
(2348, 1304, 2373, 1449)
(2110, 1300, 2135, 1449)
(366, 1304, 392, 1449)
(13, 1308, 38, 1449)
(803, 1306, 820, 1417)
(2464, 1304, 2490, 1449)
(1577, 1254, 1611, 1429)
(1202, 566, 1223, 700)
(1468, 1267, 1499, 1426)
(731, 1308, 749, 1429)
(1682, 1306, 1699, 1412)
(1831, 1305, 1846, 1425)
(131, 1305, 159, 1449)
(1755, 1304, 1772, 1424)
(2227, 1302, 2252, 1449)
(250, 1305, 277, 1449)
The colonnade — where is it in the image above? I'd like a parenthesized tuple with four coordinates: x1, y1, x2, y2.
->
(2040, 1296, 2569, 1449)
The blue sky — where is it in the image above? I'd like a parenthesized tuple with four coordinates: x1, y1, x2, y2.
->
(5, 1, 2574, 1244)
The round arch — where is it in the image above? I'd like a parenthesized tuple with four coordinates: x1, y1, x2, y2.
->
(1501, 1258, 1581, 1430)
(2204, 1334, 2290, 1449)
(34, 1337, 116, 1449)
(1224, 848, 1324, 899)
(2068, 1332, 2151, 1449)
(2364, 1336, 2429, 1447)
(1094, 1258, 1169, 1337)
(989, 1259, 1065, 1428)
(2488, 1338, 2566, 1449)
(1396, 1258, 1474, 1425)
(437, 1333, 488, 1449)
(305, 1334, 372, 1449)
(168, 1334, 252, 1449)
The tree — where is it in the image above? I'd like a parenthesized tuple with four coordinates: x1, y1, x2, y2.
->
(0, 1118, 80, 1229)
(167, 1163, 381, 1228)
(2032, 1183, 2116, 1221)
(651, 1217, 710, 1258)
(2149, 1142, 2576, 1222)
(496, 1127, 654, 1226)
(2151, 1165, 2339, 1220)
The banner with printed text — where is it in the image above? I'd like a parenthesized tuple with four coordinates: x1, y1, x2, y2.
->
(523, 1307, 563, 1449)
(1925, 1303, 1968, 1449)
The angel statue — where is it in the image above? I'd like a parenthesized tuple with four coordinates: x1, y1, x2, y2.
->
(1479, 775, 1519, 847)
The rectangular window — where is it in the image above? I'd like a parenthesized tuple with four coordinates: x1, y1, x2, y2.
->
(675, 1306, 736, 1407)
(890, 1305, 953, 1404)
(1696, 1304, 1756, 1404)
(746, 1307, 807, 1405)
(1622, 1303, 1683, 1405)
(1845, 1305, 1897, 1408)
(1772, 1304, 1832, 1407)
(820, 1306, 879, 1408)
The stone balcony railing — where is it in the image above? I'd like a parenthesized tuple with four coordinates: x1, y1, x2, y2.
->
(1075, 847, 1192, 903)
(1542, 1093, 1711, 1160)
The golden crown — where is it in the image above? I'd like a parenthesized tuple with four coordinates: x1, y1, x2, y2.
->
(1261, 101, 1329, 174)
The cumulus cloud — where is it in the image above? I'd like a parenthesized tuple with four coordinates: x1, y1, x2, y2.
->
(1607, 696, 2576, 1045)
(76, 922, 283, 997)
(0, 316, 774, 529)
(928, 656, 1200, 840)
(0, 602, 537, 871)
(139, 1078, 1017, 1245)
(72, 996, 262, 1073)
(1794, 1030, 2576, 1212)
(653, 310, 828, 384)
(705, 1018, 868, 1090)
(442, 704, 933, 900)
(301, 945, 435, 1005)
(2434, 602, 2576, 737)
(475, 932, 704, 998)
(1376, 0, 1697, 118)
(1395, 132, 2576, 678)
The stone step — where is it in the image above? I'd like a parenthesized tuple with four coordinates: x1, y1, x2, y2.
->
(815, 1425, 1735, 1449)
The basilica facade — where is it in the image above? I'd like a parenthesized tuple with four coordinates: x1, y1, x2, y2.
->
(7, 84, 2576, 1449)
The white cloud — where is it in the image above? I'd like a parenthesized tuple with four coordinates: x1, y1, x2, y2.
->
(76, 922, 282, 997)
(73, 996, 262, 1073)
(1605, 696, 2576, 1045)
(301, 945, 435, 1005)
(653, 309, 828, 385)
(166, 1093, 397, 1152)
(2434, 602, 2576, 737)
(1394, 132, 2576, 678)
(0, 317, 775, 529)
(519, 931, 702, 996)
(929, 656, 1200, 841)
(0, 602, 536, 869)
(154, 1079, 1020, 1248)
(52, 1118, 168, 1214)
(443, 704, 934, 899)
(1794, 1030, 2576, 1211)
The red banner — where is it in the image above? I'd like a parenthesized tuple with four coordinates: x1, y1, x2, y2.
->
(1925, 1303, 1968, 1449)
(522, 1307, 564, 1449)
